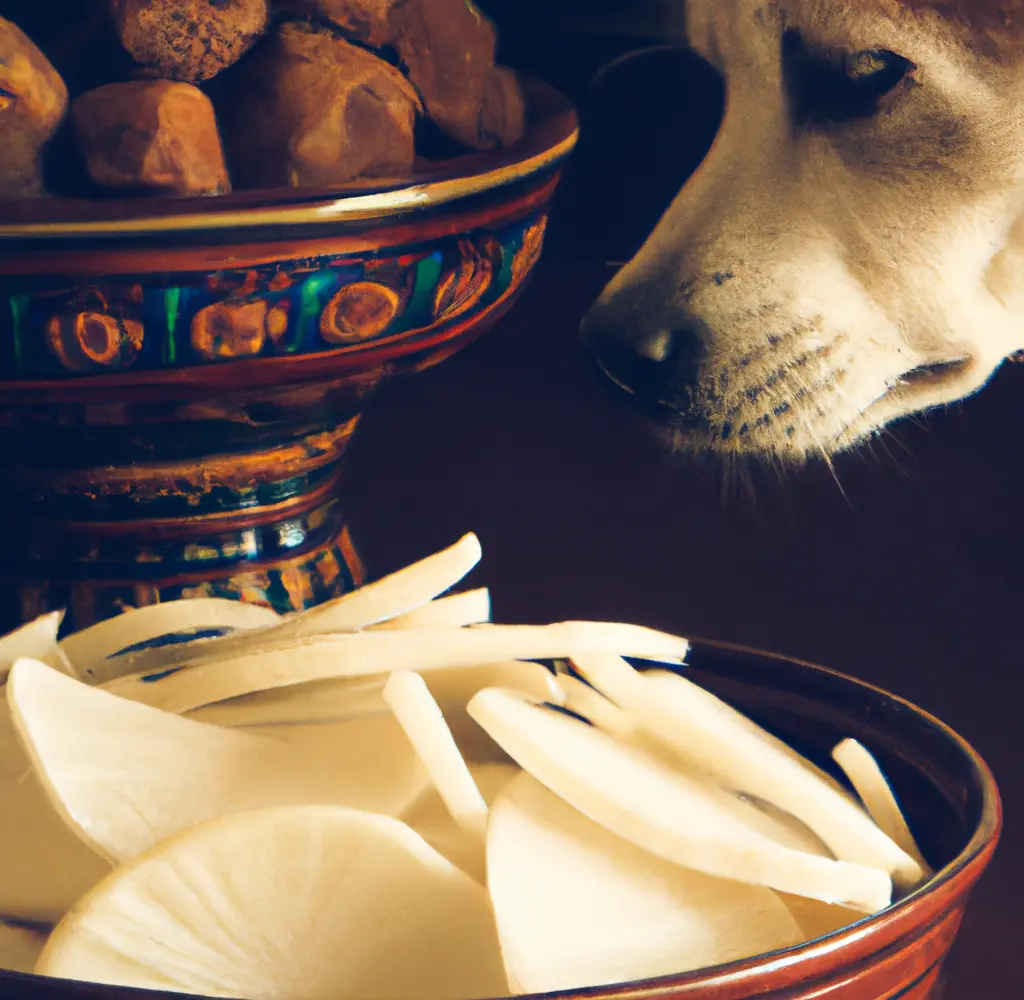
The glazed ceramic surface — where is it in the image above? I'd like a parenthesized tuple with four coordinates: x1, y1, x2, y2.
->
(0, 640, 999, 998)
(0, 80, 577, 630)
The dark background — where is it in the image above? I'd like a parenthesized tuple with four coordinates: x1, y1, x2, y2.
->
(342, 6, 1022, 997)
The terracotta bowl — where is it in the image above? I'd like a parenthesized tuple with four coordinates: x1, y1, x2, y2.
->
(0, 638, 1000, 999)
(0, 79, 577, 631)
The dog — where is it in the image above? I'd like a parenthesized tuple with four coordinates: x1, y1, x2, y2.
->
(581, 1, 1024, 463)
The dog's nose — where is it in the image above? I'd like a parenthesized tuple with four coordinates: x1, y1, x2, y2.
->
(581, 313, 706, 414)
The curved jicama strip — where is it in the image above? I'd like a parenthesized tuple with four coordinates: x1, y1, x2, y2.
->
(36, 806, 509, 1000)
(186, 676, 388, 728)
(0, 611, 70, 680)
(555, 675, 636, 739)
(424, 661, 564, 762)
(184, 661, 561, 747)
(642, 669, 847, 791)
(403, 763, 520, 883)
(832, 738, 931, 875)
(488, 773, 804, 993)
(99, 623, 689, 715)
(384, 671, 489, 842)
(58, 599, 280, 683)
(6, 659, 426, 875)
(0, 920, 49, 975)
(571, 653, 922, 890)
(281, 532, 483, 634)
(0, 697, 113, 923)
(99, 534, 485, 678)
(467, 688, 893, 913)
(371, 589, 491, 631)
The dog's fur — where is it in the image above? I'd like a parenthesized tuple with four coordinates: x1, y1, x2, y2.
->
(582, 1, 1024, 462)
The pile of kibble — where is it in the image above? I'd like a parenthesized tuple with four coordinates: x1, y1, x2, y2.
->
(0, 0, 525, 200)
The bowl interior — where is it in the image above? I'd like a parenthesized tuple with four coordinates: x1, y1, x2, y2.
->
(674, 640, 992, 884)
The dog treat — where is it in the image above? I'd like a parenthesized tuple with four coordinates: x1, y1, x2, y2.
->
(0, 18, 69, 198)
(72, 80, 231, 196)
(479, 65, 526, 149)
(222, 23, 421, 189)
(108, 0, 270, 83)
(277, 0, 395, 48)
(389, 0, 502, 150)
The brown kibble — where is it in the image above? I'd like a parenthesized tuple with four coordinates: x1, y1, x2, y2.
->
(222, 23, 421, 189)
(389, 0, 499, 150)
(72, 80, 231, 196)
(276, 0, 395, 48)
(480, 65, 526, 149)
(0, 18, 68, 197)
(109, 0, 269, 83)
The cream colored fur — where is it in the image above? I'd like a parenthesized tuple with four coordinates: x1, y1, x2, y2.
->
(586, 1, 1024, 461)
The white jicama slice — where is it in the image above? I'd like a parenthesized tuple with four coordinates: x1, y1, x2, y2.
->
(185, 661, 560, 761)
(403, 763, 520, 883)
(0, 921, 50, 975)
(370, 588, 491, 630)
(833, 738, 931, 875)
(0, 611, 70, 679)
(423, 661, 564, 761)
(467, 688, 892, 912)
(59, 599, 280, 683)
(187, 676, 389, 728)
(99, 622, 689, 714)
(36, 805, 509, 1000)
(488, 773, 803, 993)
(571, 653, 923, 890)
(280, 532, 483, 635)
(384, 672, 488, 842)
(96, 533, 485, 679)
(5, 659, 425, 870)
(555, 674, 636, 739)
(0, 700, 113, 923)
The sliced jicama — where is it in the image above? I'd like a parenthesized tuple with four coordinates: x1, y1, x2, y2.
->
(36, 805, 509, 1000)
(467, 687, 892, 912)
(402, 762, 521, 883)
(0, 921, 49, 975)
(280, 532, 483, 634)
(555, 674, 636, 739)
(487, 773, 803, 993)
(99, 622, 688, 714)
(99, 534, 485, 679)
(571, 654, 923, 890)
(0, 697, 112, 923)
(0, 611, 70, 679)
(6, 659, 426, 874)
(370, 588, 491, 630)
(422, 661, 563, 761)
(384, 671, 488, 842)
(58, 599, 280, 683)
(184, 661, 560, 765)
(833, 738, 931, 875)
(186, 676, 389, 728)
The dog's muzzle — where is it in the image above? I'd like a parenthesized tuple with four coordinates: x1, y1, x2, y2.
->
(580, 306, 707, 424)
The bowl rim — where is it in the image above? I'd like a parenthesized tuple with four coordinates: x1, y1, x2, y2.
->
(0, 637, 1001, 998)
(527, 635, 1002, 999)
(0, 77, 578, 240)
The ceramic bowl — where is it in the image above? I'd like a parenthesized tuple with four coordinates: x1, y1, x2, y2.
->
(0, 79, 577, 631)
(0, 638, 1000, 999)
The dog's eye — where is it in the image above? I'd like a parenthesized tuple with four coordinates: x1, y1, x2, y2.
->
(783, 30, 915, 125)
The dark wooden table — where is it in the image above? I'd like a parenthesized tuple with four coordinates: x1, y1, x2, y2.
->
(343, 252, 1022, 1000)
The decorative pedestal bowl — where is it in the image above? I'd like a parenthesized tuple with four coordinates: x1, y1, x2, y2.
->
(0, 80, 577, 631)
